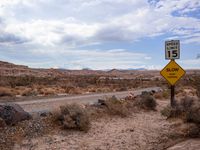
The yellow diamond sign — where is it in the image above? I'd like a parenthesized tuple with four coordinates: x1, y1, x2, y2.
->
(160, 60, 185, 85)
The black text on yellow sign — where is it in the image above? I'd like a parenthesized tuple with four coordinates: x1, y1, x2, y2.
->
(160, 60, 185, 85)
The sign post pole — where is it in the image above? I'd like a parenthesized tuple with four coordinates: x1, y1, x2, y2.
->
(171, 85, 175, 107)
(171, 59, 175, 108)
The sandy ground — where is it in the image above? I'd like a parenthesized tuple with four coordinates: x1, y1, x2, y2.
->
(13, 101, 186, 150)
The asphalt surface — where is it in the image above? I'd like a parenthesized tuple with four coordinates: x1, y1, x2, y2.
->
(1, 87, 161, 113)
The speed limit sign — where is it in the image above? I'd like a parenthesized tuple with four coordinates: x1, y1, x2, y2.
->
(165, 40, 180, 60)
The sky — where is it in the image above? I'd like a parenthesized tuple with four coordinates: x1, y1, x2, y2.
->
(0, 0, 200, 70)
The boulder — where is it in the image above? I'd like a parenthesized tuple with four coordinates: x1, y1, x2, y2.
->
(98, 99, 106, 105)
(0, 103, 31, 125)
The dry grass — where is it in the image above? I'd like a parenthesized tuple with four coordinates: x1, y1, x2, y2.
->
(21, 88, 38, 96)
(0, 87, 15, 97)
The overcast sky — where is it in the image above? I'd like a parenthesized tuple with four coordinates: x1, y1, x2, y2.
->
(0, 0, 200, 70)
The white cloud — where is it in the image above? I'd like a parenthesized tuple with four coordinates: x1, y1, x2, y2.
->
(0, 0, 200, 69)
(178, 59, 200, 69)
(0, 0, 200, 46)
(2, 47, 151, 70)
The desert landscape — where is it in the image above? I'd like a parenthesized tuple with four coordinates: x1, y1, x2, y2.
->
(0, 61, 200, 150)
(1, 0, 200, 149)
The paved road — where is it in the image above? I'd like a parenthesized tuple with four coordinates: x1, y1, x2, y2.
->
(2, 87, 161, 113)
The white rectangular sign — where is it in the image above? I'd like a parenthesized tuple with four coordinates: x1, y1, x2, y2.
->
(165, 40, 180, 60)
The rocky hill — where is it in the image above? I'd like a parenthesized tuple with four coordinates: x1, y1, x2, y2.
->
(0, 60, 162, 78)
(0, 61, 110, 77)
(0, 61, 65, 77)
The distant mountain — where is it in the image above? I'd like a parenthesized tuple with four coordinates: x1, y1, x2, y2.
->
(82, 68, 92, 70)
(107, 69, 124, 74)
(0, 60, 67, 77)
(0, 60, 106, 77)
(0, 60, 158, 78)
(126, 68, 146, 71)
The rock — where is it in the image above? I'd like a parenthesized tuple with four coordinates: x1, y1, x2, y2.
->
(98, 99, 106, 105)
(38, 110, 52, 117)
(0, 103, 31, 125)
(0, 117, 6, 128)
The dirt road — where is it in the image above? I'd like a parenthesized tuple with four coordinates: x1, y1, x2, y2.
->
(3, 87, 161, 113)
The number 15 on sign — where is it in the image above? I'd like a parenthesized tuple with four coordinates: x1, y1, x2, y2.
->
(165, 40, 180, 60)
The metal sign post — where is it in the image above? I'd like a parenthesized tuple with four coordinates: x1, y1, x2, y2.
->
(171, 85, 175, 107)
(160, 40, 185, 107)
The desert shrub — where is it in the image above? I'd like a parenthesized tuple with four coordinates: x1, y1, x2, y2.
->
(0, 87, 14, 97)
(189, 75, 200, 98)
(186, 124, 200, 138)
(179, 97, 200, 124)
(161, 96, 200, 124)
(104, 96, 129, 117)
(178, 123, 200, 138)
(116, 87, 127, 91)
(162, 90, 170, 99)
(54, 103, 90, 132)
(84, 105, 107, 121)
(185, 105, 200, 124)
(136, 92, 157, 110)
(40, 88, 56, 96)
(21, 89, 38, 96)
(179, 96, 194, 112)
(161, 105, 182, 118)
(161, 97, 196, 119)
(161, 96, 200, 138)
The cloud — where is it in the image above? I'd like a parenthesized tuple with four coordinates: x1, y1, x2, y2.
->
(0, 0, 199, 69)
(197, 54, 200, 59)
(178, 59, 200, 69)
(0, 0, 199, 46)
(0, 46, 151, 69)
(0, 32, 28, 45)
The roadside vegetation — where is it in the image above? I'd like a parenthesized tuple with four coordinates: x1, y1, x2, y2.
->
(161, 75, 200, 138)
(1, 71, 200, 149)
(0, 74, 161, 100)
